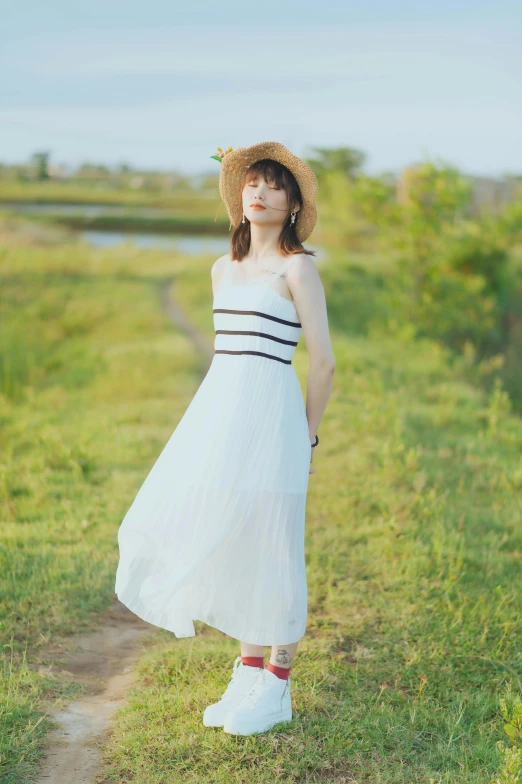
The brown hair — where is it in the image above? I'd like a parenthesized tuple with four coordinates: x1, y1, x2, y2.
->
(230, 158, 316, 262)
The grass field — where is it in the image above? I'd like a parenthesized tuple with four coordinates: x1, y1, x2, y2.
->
(0, 180, 219, 209)
(1, 224, 522, 783)
(0, 180, 230, 235)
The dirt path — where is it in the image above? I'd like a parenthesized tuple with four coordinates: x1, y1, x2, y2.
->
(34, 599, 154, 784)
(32, 275, 213, 784)
(159, 277, 214, 361)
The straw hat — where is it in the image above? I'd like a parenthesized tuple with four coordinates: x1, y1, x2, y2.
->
(218, 141, 318, 243)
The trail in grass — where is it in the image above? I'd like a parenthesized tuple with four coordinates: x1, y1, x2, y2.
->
(32, 276, 213, 784)
(33, 600, 152, 784)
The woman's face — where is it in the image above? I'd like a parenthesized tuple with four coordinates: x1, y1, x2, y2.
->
(241, 172, 298, 230)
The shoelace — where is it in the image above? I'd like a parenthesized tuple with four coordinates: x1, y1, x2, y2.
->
(242, 670, 269, 706)
(221, 659, 242, 698)
(222, 659, 262, 699)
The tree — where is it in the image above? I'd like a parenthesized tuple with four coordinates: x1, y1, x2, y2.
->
(304, 146, 367, 180)
(31, 151, 51, 180)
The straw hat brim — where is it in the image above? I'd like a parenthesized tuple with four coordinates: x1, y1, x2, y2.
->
(218, 141, 318, 243)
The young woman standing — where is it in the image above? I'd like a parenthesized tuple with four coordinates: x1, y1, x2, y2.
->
(115, 141, 336, 736)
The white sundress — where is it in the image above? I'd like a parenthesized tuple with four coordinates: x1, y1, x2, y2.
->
(115, 253, 311, 645)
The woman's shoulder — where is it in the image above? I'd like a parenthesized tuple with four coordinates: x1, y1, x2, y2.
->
(211, 253, 231, 288)
(287, 251, 317, 275)
(289, 250, 316, 261)
(211, 253, 230, 273)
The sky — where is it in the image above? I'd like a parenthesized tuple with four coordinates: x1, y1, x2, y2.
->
(2, 1, 521, 178)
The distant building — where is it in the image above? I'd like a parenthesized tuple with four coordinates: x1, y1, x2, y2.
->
(464, 175, 520, 216)
(48, 163, 72, 179)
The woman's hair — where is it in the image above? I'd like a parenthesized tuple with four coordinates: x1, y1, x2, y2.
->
(230, 158, 316, 262)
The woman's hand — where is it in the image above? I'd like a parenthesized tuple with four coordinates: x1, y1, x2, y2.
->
(309, 443, 316, 474)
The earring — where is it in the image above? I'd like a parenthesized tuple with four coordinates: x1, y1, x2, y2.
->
(290, 211, 297, 224)
(242, 214, 246, 224)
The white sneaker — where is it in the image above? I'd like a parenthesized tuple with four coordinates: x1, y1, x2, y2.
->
(223, 668, 292, 736)
(203, 656, 265, 727)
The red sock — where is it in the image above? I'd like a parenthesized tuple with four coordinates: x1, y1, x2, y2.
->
(241, 656, 264, 669)
(266, 661, 291, 680)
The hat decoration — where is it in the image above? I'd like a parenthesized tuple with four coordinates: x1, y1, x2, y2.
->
(210, 146, 233, 163)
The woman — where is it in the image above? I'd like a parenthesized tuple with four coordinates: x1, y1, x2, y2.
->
(115, 141, 336, 736)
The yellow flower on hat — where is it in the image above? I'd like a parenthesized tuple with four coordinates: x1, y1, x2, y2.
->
(210, 146, 233, 163)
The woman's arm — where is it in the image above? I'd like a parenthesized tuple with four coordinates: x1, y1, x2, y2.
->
(288, 255, 336, 443)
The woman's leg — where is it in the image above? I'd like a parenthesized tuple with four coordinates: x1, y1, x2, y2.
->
(240, 642, 265, 658)
(268, 642, 298, 673)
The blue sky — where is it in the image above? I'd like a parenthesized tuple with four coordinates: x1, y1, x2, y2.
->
(2, 1, 521, 177)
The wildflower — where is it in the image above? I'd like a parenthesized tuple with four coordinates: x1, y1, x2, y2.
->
(210, 146, 233, 163)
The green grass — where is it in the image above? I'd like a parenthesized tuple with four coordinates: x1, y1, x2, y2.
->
(1, 223, 522, 782)
(0, 234, 211, 782)
(0, 180, 220, 209)
(0, 179, 231, 235)
(0, 209, 231, 236)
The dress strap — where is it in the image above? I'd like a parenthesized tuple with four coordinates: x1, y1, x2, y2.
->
(217, 253, 300, 291)
(271, 255, 300, 282)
